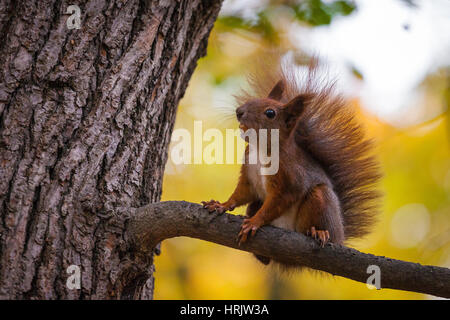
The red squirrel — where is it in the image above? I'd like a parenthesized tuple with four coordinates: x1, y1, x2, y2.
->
(202, 58, 381, 265)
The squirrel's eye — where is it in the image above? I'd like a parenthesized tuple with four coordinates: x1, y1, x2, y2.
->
(264, 109, 276, 119)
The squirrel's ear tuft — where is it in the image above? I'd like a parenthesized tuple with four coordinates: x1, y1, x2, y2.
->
(284, 94, 312, 115)
(283, 94, 313, 127)
(267, 80, 285, 101)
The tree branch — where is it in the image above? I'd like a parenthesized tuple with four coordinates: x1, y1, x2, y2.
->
(124, 201, 450, 298)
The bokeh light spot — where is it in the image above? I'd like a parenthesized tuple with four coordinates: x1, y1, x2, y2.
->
(390, 203, 431, 248)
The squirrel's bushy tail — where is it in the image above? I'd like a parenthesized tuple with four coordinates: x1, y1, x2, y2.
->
(296, 79, 382, 239)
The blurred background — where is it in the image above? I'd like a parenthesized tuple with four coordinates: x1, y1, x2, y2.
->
(155, 0, 450, 299)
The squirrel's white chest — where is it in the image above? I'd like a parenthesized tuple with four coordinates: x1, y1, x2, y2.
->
(247, 148, 267, 199)
(247, 164, 267, 199)
(246, 150, 297, 231)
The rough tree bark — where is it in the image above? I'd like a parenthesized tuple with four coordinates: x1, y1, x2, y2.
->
(0, 0, 223, 299)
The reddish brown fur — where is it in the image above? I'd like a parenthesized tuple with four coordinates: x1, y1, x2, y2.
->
(202, 55, 382, 266)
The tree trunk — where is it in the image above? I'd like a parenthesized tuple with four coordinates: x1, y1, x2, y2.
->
(0, 0, 222, 299)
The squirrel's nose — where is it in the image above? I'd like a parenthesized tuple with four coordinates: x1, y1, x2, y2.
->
(236, 108, 244, 120)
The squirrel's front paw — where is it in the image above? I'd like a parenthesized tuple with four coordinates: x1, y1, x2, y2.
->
(237, 217, 263, 245)
(201, 200, 235, 214)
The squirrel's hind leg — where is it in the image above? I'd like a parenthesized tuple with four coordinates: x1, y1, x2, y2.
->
(296, 184, 345, 245)
(246, 200, 271, 265)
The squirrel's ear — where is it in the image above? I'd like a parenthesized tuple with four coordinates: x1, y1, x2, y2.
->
(283, 94, 312, 127)
(267, 80, 285, 101)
